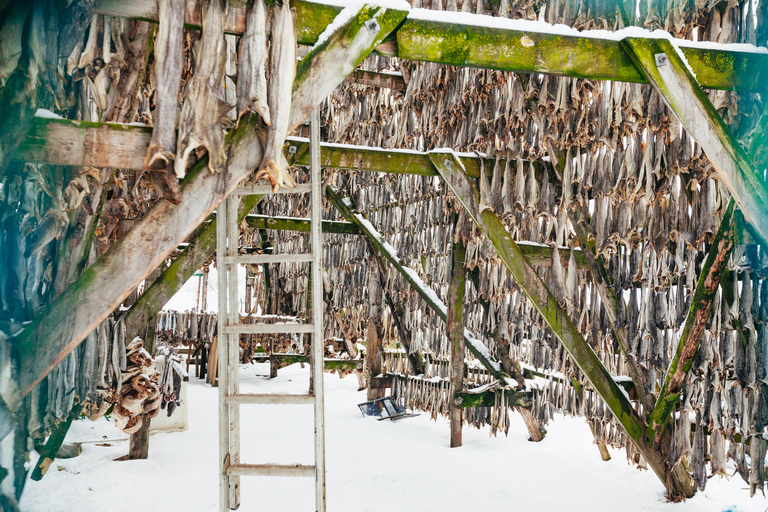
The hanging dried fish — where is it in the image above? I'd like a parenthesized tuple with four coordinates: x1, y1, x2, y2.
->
(145, 0, 186, 204)
(255, 0, 297, 193)
(175, 0, 230, 179)
(477, 151, 493, 213)
(236, 0, 271, 125)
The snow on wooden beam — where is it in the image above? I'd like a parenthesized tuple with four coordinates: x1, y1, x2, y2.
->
(327, 186, 524, 386)
(430, 150, 694, 499)
(621, 37, 768, 247)
(14, 3, 406, 398)
(394, 15, 768, 92)
(646, 199, 736, 448)
(97, 0, 767, 91)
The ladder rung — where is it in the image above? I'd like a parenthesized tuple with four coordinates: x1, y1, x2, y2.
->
(221, 253, 313, 265)
(233, 183, 312, 195)
(222, 323, 314, 334)
(224, 393, 314, 405)
(227, 464, 315, 477)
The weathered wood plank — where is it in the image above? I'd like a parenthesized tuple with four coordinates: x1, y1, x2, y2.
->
(430, 150, 694, 499)
(327, 186, 521, 385)
(621, 37, 768, 247)
(15, 117, 150, 169)
(14, 3, 406, 397)
(646, 199, 736, 447)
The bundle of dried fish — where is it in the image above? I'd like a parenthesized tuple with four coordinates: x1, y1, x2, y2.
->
(255, 0, 296, 192)
(175, 0, 230, 179)
(144, 0, 186, 204)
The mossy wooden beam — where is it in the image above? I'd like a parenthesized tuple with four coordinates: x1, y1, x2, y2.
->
(454, 389, 532, 408)
(646, 199, 736, 448)
(430, 150, 694, 499)
(95, 0, 766, 91)
(327, 186, 521, 386)
(396, 17, 768, 92)
(14, 6, 398, 398)
(290, 5, 408, 131)
(621, 37, 768, 247)
(123, 195, 265, 342)
(245, 214, 359, 235)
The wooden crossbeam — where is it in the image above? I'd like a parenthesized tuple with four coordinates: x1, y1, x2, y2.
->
(14, 3, 408, 397)
(621, 37, 768, 247)
(96, 0, 767, 91)
(245, 214, 360, 235)
(430, 150, 694, 499)
(326, 186, 523, 386)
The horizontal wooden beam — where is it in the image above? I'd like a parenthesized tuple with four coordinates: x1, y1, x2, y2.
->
(251, 353, 363, 370)
(245, 214, 360, 235)
(15, 117, 151, 170)
(343, 69, 406, 91)
(96, 0, 766, 91)
(454, 388, 532, 408)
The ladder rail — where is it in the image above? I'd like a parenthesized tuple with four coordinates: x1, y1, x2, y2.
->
(310, 106, 327, 512)
(218, 108, 326, 512)
(226, 195, 241, 509)
(217, 201, 230, 512)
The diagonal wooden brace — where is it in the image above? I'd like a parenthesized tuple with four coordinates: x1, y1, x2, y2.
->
(621, 37, 768, 248)
(430, 150, 694, 499)
(13, 3, 408, 397)
(326, 186, 522, 386)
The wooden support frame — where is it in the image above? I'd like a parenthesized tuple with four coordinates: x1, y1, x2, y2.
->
(327, 186, 522, 386)
(14, 2, 408, 397)
(430, 150, 694, 499)
(646, 199, 736, 447)
(621, 37, 768, 247)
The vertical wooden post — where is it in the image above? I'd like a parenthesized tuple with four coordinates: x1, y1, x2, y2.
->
(366, 256, 385, 401)
(447, 215, 466, 448)
(125, 413, 151, 460)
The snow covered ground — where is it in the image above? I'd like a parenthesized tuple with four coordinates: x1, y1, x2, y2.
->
(21, 363, 767, 512)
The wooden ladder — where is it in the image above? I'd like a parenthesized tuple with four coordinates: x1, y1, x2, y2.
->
(217, 109, 326, 512)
